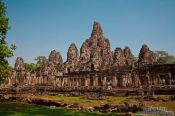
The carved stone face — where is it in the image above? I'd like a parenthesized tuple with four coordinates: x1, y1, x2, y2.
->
(80, 42, 90, 63)
(138, 44, 157, 65)
(91, 21, 103, 37)
(93, 24, 98, 33)
(81, 48, 90, 63)
(15, 57, 25, 71)
(124, 47, 130, 56)
(67, 43, 78, 60)
(114, 48, 123, 59)
(49, 50, 63, 64)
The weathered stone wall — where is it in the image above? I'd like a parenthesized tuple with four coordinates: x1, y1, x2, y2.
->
(138, 64, 175, 87)
(8, 59, 175, 89)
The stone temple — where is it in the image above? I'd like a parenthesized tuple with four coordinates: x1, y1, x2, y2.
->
(7, 22, 175, 96)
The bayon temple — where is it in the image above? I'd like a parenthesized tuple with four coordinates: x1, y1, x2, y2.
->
(7, 22, 175, 95)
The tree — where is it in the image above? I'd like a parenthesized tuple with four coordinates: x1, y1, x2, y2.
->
(0, 0, 16, 82)
(34, 56, 46, 66)
(24, 56, 46, 72)
(24, 63, 37, 72)
(155, 51, 175, 64)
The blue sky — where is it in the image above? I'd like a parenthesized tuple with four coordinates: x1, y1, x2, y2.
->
(4, 0, 175, 66)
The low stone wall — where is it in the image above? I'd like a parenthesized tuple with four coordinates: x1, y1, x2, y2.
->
(1, 85, 175, 97)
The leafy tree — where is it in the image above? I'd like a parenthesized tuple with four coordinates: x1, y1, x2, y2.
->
(24, 63, 37, 72)
(0, 0, 16, 82)
(25, 56, 46, 72)
(155, 51, 175, 64)
(34, 56, 46, 66)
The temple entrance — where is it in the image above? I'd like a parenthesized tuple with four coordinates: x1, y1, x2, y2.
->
(91, 63, 95, 71)
(67, 68, 70, 73)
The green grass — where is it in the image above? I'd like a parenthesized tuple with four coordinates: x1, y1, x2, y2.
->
(0, 101, 162, 116)
(43, 95, 138, 107)
(0, 102, 123, 116)
(43, 94, 175, 112)
(142, 95, 175, 112)
(145, 101, 175, 111)
(154, 95, 171, 100)
(0, 95, 175, 116)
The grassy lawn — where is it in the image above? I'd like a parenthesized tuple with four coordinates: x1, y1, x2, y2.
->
(0, 102, 123, 116)
(43, 95, 138, 107)
(143, 95, 175, 112)
(0, 95, 174, 116)
(43, 94, 175, 112)
(145, 101, 175, 112)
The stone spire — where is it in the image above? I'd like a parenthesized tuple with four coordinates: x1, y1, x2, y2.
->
(15, 57, 25, 71)
(138, 44, 157, 66)
(79, 21, 113, 71)
(41, 50, 64, 76)
(64, 43, 79, 72)
(124, 46, 135, 67)
(49, 50, 63, 64)
(91, 21, 103, 37)
(113, 48, 126, 67)
(67, 43, 79, 61)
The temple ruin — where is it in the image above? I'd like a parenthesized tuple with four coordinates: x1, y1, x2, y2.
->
(6, 22, 175, 96)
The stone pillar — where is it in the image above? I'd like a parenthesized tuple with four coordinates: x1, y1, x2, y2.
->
(158, 75, 160, 86)
(103, 76, 107, 89)
(67, 78, 70, 87)
(43, 76, 46, 85)
(63, 78, 66, 86)
(81, 78, 85, 86)
(146, 71, 150, 87)
(55, 78, 57, 87)
(73, 78, 75, 87)
(54, 78, 57, 87)
(79, 78, 81, 87)
(37, 77, 39, 85)
(57, 78, 59, 87)
(76, 78, 78, 87)
(62, 78, 64, 87)
(85, 77, 90, 87)
(93, 77, 98, 87)
(85, 78, 88, 86)
(71, 78, 73, 87)
(70, 78, 72, 87)
(112, 76, 117, 88)
(168, 72, 172, 85)
(77, 78, 80, 86)
(65, 78, 67, 87)
(121, 75, 125, 87)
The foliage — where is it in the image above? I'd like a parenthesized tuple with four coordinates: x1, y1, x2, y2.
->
(24, 56, 46, 72)
(155, 51, 175, 64)
(24, 63, 38, 72)
(34, 56, 46, 66)
(0, 0, 16, 82)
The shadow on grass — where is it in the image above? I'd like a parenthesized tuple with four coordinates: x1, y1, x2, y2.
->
(0, 102, 122, 116)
